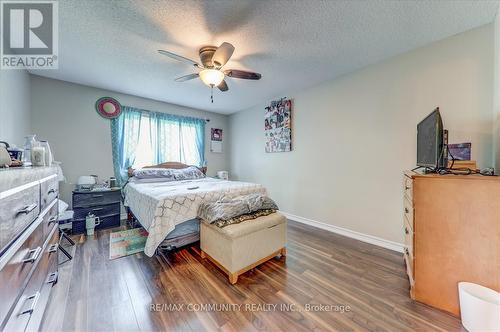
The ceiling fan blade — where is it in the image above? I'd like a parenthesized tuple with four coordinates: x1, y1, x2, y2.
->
(224, 69, 261, 80)
(158, 50, 203, 68)
(218, 80, 229, 92)
(212, 42, 235, 68)
(174, 73, 199, 82)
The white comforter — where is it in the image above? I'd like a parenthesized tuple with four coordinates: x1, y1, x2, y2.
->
(123, 178, 266, 256)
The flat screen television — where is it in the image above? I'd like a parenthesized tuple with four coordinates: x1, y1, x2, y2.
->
(417, 108, 446, 169)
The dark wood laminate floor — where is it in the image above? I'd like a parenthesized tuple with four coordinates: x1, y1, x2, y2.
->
(41, 221, 464, 332)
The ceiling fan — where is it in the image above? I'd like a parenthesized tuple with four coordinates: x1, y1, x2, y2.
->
(158, 42, 262, 103)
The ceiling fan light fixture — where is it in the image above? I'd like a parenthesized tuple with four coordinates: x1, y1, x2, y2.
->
(199, 69, 224, 87)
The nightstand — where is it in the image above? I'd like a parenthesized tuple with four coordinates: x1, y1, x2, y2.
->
(72, 188, 121, 234)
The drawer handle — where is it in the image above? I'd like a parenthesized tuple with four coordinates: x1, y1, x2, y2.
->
(48, 188, 57, 195)
(91, 194, 104, 198)
(19, 292, 40, 315)
(92, 207, 104, 212)
(405, 227, 409, 234)
(17, 203, 38, 216)
(48, 243, 58, 253)
(404, 207, 409, 214)
(48, 216, 58, 224)
(46, 271, 58, 284)
(405, 186, 411, 190)
(22, 247, 42, 263)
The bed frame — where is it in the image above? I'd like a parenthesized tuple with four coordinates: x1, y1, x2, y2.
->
(125, 162, 207, 253)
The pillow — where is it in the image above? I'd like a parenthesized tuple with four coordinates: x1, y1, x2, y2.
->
(133, 168, 176, 181)
(172, 166, 205, 181)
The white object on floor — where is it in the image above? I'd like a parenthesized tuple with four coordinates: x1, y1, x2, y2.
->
(58, 199, 69, 214)
(59, 210, 74, 230)
(58, 199, 73, 230)
(217, 171, 228, 180)
(59, 210, 74, 222)
(458, 282, 500, 332)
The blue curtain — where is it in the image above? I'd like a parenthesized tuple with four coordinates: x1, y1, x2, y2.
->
(152, 112, 205, 167)
(111, 106, 205, 185)
(110, 106, 142, 186)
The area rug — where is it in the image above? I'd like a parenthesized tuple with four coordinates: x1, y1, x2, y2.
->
(109, 228, 149, 260)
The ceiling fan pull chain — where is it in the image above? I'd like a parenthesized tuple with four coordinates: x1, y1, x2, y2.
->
(211, 85, 214, 103)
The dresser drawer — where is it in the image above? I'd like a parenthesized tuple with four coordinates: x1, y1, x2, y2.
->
(73, 202, 120, 220)
(403, 175, 413, 200)
(73, 190, 121, 208)
(3, 227, 58, 332)
(404, 247, 414, 285)
(40, 175, 58, 211)
(403, 197, 414, 229)
(0, 183, 40, 254)
(0, 217, 45, 327)
(41, 200, 59, 239)
(404, 217, 414, 259)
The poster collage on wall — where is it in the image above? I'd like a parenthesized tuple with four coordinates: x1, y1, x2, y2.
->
(265, 98, 292, 153)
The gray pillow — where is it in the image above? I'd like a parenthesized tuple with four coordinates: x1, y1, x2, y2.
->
(133, 168, 176, 181)
(173, 166, 205, 180)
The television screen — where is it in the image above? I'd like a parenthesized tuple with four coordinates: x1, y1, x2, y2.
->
(417, 109, 444, 168)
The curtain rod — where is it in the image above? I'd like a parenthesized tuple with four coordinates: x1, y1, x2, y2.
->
(123, 105, 210, 122)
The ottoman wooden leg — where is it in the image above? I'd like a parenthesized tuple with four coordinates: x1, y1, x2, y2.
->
(229, 273, 238, 284)
(280, 247, 287, 257)
(200, 250, 206, 259)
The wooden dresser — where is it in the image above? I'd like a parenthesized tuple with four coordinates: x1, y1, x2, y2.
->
(403, 171, 500, 316)
(0, 167, 60, 331)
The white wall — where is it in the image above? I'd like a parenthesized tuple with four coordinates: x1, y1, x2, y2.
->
(229, 25, 494, 244)
(30, 75, 230, 203)
(0, 70, 31, 147)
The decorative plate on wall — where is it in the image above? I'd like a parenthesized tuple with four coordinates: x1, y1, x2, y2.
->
(95, 97, 122, 119)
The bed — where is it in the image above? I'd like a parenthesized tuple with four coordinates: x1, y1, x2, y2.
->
(123, 162, 266, 256)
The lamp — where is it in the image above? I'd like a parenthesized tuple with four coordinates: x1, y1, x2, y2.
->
(199, 69, 224, 87)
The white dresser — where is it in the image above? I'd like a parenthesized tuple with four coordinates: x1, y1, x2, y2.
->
(0, 167, 60, 331)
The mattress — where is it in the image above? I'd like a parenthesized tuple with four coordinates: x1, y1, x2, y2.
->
(123, 177, 266, 256)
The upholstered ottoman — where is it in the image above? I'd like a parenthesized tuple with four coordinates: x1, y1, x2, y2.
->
(200, 212, 287, 284)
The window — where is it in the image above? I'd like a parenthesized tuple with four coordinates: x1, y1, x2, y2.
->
(111, 106, 205, 185)
(132, 114, 202, 169)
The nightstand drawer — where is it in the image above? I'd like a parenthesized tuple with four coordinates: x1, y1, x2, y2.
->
(72, 214, 120, 234)
(73, 203, 120, 220)
(73, 190, 121, 208)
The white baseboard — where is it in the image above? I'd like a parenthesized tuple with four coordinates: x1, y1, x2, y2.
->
(281, 211, 404, 253)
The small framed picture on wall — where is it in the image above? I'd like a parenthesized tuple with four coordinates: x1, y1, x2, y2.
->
(211, 128, 223, 153)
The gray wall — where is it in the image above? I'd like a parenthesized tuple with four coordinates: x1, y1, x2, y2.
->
(0, 70, 31, 147)
(30, 75, 230, 204)
(229, 25, 494, 244)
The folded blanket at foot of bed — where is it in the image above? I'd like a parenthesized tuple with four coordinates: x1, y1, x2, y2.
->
(197, 193, 279, 227)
